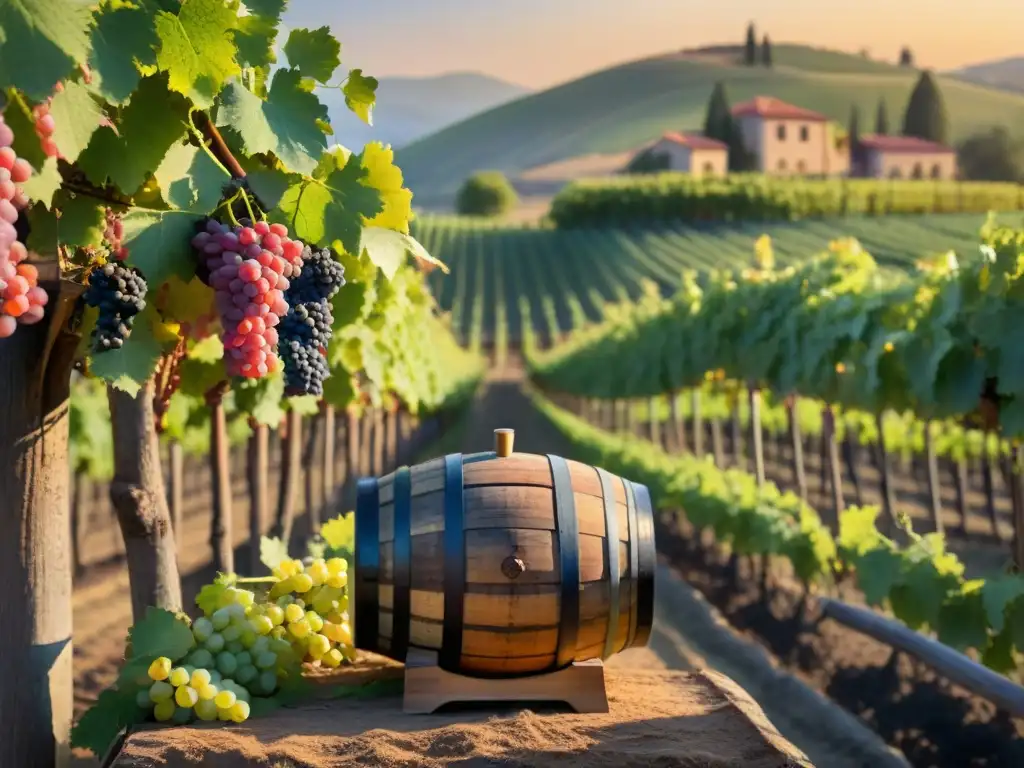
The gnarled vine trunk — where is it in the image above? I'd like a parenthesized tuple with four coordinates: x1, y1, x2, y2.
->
(0, 275, 80, 768)
(108, 379, 183, 621)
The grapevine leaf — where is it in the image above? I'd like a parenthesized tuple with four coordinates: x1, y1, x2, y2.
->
(0, 0, 92, 100)
(890, 561, 952, 630)
(321, 366, 356, 408)
(361, 142, 413, 233)
(88, 306, 166, 396)
(999, 397, 1024, 438)
(980, 627, 1017, 674)
(282, 27, 340, 83)
(287, 394, 320, 415)
(361, 227, 446, 281)
(18, 157, 62, 208)
(248, 696, 281, 718)
(854, 548, 903, 606)
(127, 607, 196, 662)
(53, 192, 106, 248)
(154, 140, 229, 211)
(244, 166, 294, 211)
(176, 357, 225, 397)
(320, 513, 354, 558)
(195, 572, 237, 616)
(154, 0, 240, 108)
(981, 576, 1024, 633)
(69, 688, 143, 757)
(46, 80, 103, 163)
(274, 152, 382, 253)
(233, 373, 285, 427)
(343, 68, 378, 125)
(234, 0, 286, 69)
(936, 586, 988, 652)
(78, 76, 190, 194)
(217, 67, 328, 174)
(259, 535, 290, 571)
(159, 276, 214, 326)
(26, 203, 59, 262)
(186, 334, 223, 363)
(88, 4, 159, 105)
(120, 207, 203, 286)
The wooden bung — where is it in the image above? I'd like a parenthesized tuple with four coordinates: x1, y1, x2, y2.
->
(353, 450, 656, 678)
(494, 428, 514, 457)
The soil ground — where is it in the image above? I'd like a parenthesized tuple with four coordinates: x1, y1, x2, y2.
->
(71, 363, 1011, 767)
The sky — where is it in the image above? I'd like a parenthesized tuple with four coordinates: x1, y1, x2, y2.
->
(282, 0, 1024, 89)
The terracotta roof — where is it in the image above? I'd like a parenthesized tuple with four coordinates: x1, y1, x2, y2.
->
(731, 97, 828, 122)
(858, 134, 955, 154)
(658, 131, 728, 150)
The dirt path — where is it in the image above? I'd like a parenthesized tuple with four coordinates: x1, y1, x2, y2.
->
(71, 363, 899, 767)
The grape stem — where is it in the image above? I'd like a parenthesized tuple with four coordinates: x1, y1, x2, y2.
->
(189, 109, 246, 180)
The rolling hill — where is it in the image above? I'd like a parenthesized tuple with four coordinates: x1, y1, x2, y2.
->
(396, 44, 1024, 203)
(317, 72, 530, 150)
(950, 57, 1024, 94)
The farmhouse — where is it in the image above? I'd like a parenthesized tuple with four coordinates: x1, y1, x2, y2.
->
(855, 135, 958, 179)
(647, 132, 728, 177)
(731, 97, 849, 177)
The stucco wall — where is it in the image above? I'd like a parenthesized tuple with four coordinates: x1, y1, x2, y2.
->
(864, 150, 957, 179)
(735, 116, 845, 176)
(648, 140, 727, 177)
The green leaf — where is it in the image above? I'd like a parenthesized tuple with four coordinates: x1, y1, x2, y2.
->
(78, 76, 191, 195)
(981, 576, 1024, 633)
(855, 548, 903, 606)
(234, 0, 286, 69)
(187, 334, 223, 363)
(88, 306, 165, 395)
(46, 80, 104, 163)
(120, 207, 204, 286)
(0, 0, 92, 100)
(274, 151, 382, 253)
(53, 192, 106, 248)
(260, 535, 290, 571)
(245, 166, 294, 211)
(217, 67, 328, 174)
(18, 156, 62, 208)
(321, 365, 356, 408)
(320, 513, 354, 557)
(154, 140, 229, 211)
(69, 688, 143, 758)
(127, 606, 196, 662)
(936, 588, 988, 652)
(176, 357, 225, 397)
(283, 27, 341, 83)
(160, 276, 214, 325)
(233, 373, 286, 427)
(154, 0, 240, 108)
(195, 572, 238, 616)
(287, 394, 319, 415)
(343, 68, 378, 125)
(361, 227, 446, 281)
(88, 4, 159, 105)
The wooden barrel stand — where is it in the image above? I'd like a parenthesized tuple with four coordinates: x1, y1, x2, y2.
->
(354, 429, 656, 713)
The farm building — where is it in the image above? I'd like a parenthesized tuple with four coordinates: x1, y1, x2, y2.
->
(855, 134, 958, 179)
(731, 97, 850, 177)
(645, 132, 729, 177)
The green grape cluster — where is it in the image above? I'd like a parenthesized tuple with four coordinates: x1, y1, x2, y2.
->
(142, 657, 251, 724)
(264, 557, 355, 668)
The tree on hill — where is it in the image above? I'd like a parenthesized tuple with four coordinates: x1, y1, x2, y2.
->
(761, 35, 773, 67)
(744, 23, 757, 66)
(901, 70, 950, 145)
(899, 47, 915, 67)
(957, 126, 1024, 182)
(455, 171, 519, 216)
(701, 82, 756, 172)
(875, 98, 890, 135)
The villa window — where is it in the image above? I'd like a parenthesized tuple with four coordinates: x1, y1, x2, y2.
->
(777, 158, 788, 173)
(797, 160, 807, 173)
(799, 125, 809, 142)
(889, 167, 902, 179)
(777, 124, 787, 141)
(930, 163, 942, 179)
(703, 161, 714, 175)
(911, 163, 924, 179)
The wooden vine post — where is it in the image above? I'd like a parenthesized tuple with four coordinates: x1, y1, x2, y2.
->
(206, 383, 234, 573)
(247, 420, 269, 575)
(821, 405, 844, 531)
(875, 411, 899, 535)
(691, 390, 704, 457)
(786, 395, 808, 502)
(274, 409, 302, 544)
(747, 385, 766, 487)
(924, 420, 944, 536)
(0, 272, 80, 767)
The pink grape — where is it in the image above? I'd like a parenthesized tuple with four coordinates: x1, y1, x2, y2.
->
(0, 314, 16, 338)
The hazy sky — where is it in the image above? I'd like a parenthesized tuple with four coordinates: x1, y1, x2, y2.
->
(282, 0, 1024, 89)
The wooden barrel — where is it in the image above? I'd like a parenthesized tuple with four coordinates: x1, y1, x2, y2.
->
(353, 450, 656, 677)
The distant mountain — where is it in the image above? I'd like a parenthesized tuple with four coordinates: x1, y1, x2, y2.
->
(949, 57, 1024, 93)
(317, 72, 531, 150)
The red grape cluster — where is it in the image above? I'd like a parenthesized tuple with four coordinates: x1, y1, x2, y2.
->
(0, 112, 46, 339)
(192, 220, 304, 379)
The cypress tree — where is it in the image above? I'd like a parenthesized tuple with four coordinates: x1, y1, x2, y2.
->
(901, 70, 949, 145)
(848, 105, 862, 173)
(761, 35, 773, 67)
(899, 47, 914, 67)
(875, 98, 890, 135)
(703, 82, 732, 143)
(744, 23, 757, 66)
